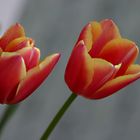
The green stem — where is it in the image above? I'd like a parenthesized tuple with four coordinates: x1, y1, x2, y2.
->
(40, 93, 77, 140)
(0, 104, 19, 137)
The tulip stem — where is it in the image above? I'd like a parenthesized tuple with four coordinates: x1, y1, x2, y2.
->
(40, 93, 77, 140)
(0, 104, 19, 137)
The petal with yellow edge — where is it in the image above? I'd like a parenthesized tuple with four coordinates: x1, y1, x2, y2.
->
(8, 53, 60, 104)
(91, 64, 140, 99)
(76, 23, 93, 51)
(98, 38, 139, 76)
(89, 19, 121, 57)
(82, 58, 116, 98)
(5, 37, 31, 52)
(65, 41, 94, 94)
(0, 24, 25, 50)
(0, 52, 26, 104)
(90, 21, 102, 43)
(76, 22, 102, 52)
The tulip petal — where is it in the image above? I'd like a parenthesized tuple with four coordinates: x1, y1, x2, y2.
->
(0, 24, 25, 50)
(65, 41, 94, 93)
(16, 47, 40, 70)
(98, 38, 139, 76)
(76, 24, 93, 51)
(125, 64, 140, 74)
(91, 64, 140, 99)
(76, 22, 102, 52)
(8, 53, 60, 104)
(89, 19, 121, 57)
(90, 21, 102, 43)
(82, 58, 116, 98)
(0, 52, 26, 103)
(0, 48, 2, 53)
(5, 37, 33, 52)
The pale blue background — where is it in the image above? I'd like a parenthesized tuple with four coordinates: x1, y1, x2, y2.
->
(1, 0, 140, 140)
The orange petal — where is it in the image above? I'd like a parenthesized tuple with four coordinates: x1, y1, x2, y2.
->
(5, 37, 33, 52)
(89, 19, 121, 57)
(82, 58, 116, 98)
(0, 23, 25, 50)
(90, 21, 102, 42)
(8, 53, 60, 104)
(17, 47, 40, 70)
(125, 64, 140, 74)
(76, 23, 93, 51)
(76, 22, 102, 52)
(65, 41, 94, 94)
(0, 52, 26, 104)
(98, 38, 139, 76)
(91, 64, 140, 99)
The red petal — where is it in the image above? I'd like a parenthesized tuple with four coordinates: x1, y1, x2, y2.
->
(91, 64, 140, 99)
(65, 41, 94, 94)
(17, 47, 40, 70)
(0, 48, 2, 53)
(82, 58, 116, 98)
(8, 53, 60, 104)
(98, 38, 139, 76)
(89, 19, 121, 57)
(0, 23, 25, 50)
(0, 52, 26, 103)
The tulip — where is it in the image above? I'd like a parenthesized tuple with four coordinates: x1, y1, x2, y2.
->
(65, 19, 140, 99)
(0, 23, 60, 104)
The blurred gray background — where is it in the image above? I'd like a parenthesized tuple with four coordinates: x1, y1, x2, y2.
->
(1, 0, 140, 139)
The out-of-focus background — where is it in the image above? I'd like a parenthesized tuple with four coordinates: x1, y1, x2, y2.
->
(1, 0, 140, 140)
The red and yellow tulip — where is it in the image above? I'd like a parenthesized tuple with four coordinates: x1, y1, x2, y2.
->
(0, 23, 60, 104)
(65, 19, 140, 99)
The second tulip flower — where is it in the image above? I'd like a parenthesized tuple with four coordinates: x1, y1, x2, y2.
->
(65, 19, 140, 99)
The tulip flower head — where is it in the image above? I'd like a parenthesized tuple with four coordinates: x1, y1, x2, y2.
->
(65, 19, 140, 99)
(0, 24, 60, 104)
